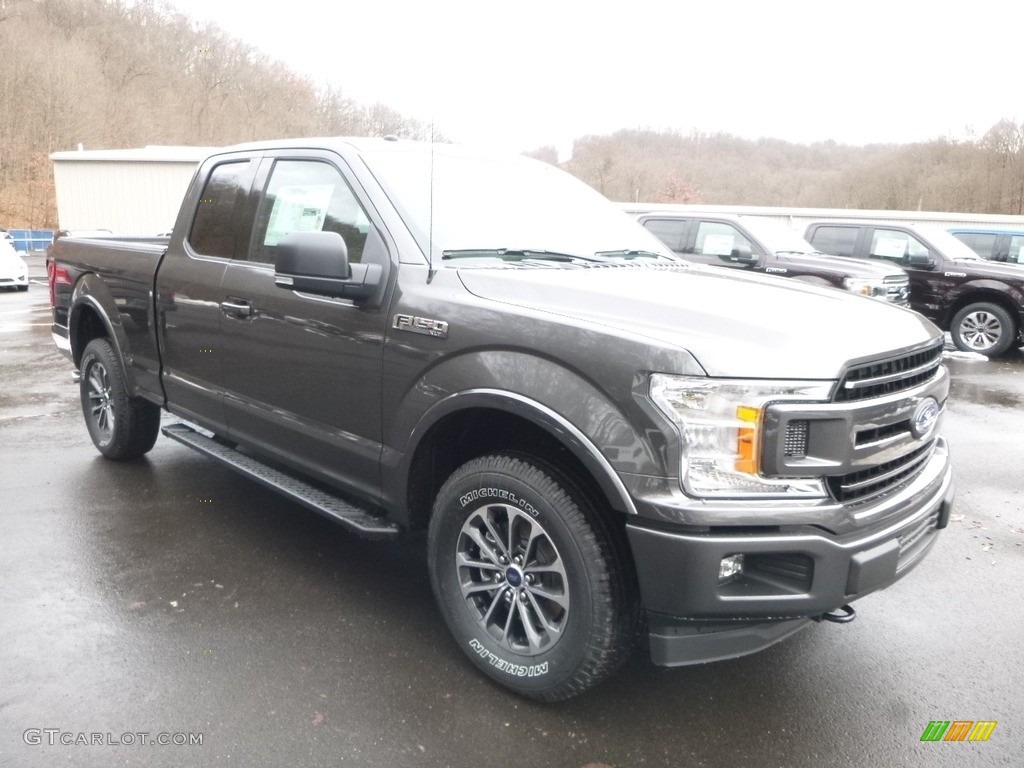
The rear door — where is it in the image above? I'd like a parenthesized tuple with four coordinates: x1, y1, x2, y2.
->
(217, 150, 393, 501)
(157, 156, 257, 431)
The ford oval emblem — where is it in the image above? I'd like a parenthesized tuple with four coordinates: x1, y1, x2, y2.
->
(911, 397, 940, 439)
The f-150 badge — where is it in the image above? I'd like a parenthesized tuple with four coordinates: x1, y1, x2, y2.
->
(392, 314, 449, 338)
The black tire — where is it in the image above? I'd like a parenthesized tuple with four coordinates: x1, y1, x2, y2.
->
(79, 338, 160, 460)
(428, 454, 637, 701)
(950, 302, 1016, 356)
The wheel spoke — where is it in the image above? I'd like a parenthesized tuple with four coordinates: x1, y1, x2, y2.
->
(456, 551, 502, 572)
(481, 509, 511, 560)
(465, 525, 503, 566)
(525, 589, 563, 636)
(526, 582, 569, 610)
(516, 596, 545, 650)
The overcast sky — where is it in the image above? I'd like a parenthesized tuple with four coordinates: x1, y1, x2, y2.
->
(166, 0, 1020, 157)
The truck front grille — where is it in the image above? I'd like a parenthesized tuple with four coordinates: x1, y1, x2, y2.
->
(884, 275, 911, 306)
(827, 441, 936, 504)
(834, 342, 943, 402)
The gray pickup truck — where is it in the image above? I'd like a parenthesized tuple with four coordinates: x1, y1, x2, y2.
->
(49, 138, 955, 700)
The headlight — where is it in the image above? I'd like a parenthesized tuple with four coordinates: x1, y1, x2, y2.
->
(842, 277, 886, 299)
(650, 375, 832, 498)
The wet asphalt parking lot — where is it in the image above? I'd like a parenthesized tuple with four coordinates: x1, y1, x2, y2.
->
(1, 255, 1022, 768)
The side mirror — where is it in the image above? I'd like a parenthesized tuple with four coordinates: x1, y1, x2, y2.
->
(730, 244, 759, 265)
(274, 231, 381, 300)
(904, 252, 936, 269)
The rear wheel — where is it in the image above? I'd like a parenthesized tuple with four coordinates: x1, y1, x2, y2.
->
(79, 338, 160, 459)
(950, 302, 1016, 356)
(428, 454, 637, 701)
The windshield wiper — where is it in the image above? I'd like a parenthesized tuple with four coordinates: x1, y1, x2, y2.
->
(442, 248, 607, 263)
(594, 249, 676, 261)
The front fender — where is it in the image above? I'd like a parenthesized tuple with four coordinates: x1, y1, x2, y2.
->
(401, 387, 640, 516)
(383, 349, 675, 517)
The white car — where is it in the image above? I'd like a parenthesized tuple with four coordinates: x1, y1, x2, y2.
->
(0, 238, 29, 291)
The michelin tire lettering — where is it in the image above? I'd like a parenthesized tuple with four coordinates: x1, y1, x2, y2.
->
(469, 639, 549, 677)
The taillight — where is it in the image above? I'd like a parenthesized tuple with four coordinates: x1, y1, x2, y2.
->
(47, 260, 71, 307)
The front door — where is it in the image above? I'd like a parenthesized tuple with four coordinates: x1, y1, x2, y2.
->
(218, 154, 391, 502)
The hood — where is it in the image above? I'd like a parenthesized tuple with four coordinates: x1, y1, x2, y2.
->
(457, 264, 940, 379)
(949, 256, 1024, 286)
(776, 251, 904, 279)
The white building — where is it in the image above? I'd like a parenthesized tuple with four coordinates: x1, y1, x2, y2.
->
(50, 146, 216, 234)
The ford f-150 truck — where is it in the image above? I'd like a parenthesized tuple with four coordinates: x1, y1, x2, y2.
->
(636, 212, 910, 304)
(49, 138, 955, 701)
(805, 220, 1024, 357)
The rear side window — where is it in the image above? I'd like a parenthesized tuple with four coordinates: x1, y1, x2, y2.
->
(189, 161, 249, 258)
(642, 219, 690, 253)
(1010, 235, 1024, 265)
(249, 160, 371, 265)
(809, 226, 858, 257)
(951, 232, 998, 259)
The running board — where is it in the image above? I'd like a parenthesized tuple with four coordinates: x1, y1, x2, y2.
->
(161, 422, 400, 540)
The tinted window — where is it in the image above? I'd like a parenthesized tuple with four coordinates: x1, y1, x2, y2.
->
(951, 232, 998, 259)
(809, 226, 858, 257)
(1010, 236, 1024, 265)
(642, 219, 689, 252)
(189, 161, 248, 258)
(693, 221, 752, 258)
(250, 160, 371, 265)
(869, 229, 929, 263)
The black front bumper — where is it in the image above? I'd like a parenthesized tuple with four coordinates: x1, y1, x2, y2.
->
(627, 440, 954, 666)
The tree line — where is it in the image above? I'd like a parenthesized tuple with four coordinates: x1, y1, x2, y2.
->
(2, 0, 1023, 228)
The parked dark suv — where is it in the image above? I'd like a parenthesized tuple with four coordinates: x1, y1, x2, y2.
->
(638, 213, 910, 305)
(805, 220, 1024, 356)
(948, 227, 1024, 266)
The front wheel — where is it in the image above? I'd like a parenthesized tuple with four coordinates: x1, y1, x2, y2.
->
(428, 454, 637, 701)
(950, 302, 1016, 356)
(79, 338, 161, 459)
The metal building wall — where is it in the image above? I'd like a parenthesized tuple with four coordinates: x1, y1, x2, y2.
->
(51, 159, 201, 234)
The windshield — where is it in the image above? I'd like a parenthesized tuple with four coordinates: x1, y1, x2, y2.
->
(915, 225, 983, 260)
(359, 146, 675, 263)
(738, 216, 818, 254)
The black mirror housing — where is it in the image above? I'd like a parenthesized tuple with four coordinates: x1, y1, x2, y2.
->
(274, 230, 382, 300)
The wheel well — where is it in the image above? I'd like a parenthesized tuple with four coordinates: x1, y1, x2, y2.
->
(948, 292, 1019, 331)
(406, 407, 620, 533)
(71, 305, 110, 367)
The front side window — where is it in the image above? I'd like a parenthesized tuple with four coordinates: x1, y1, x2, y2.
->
(189, 161, 248, 258)
(870, 229, 928, 263)
(249, 160, 371, 265)
(809, 226, 858, 257)
(693, 222, 752, 259)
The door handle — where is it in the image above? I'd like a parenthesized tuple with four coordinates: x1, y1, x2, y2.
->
(220, 299, 252, 318)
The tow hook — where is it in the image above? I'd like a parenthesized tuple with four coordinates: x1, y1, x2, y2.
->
(814, 604, 856, 624)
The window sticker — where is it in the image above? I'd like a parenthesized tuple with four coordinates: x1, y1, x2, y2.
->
(703, 234, 735, 256)
(264, 184, 334, 246)
(873, 237, 907, 258)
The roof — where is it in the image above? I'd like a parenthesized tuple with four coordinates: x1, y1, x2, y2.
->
(50, 145, 219, 163)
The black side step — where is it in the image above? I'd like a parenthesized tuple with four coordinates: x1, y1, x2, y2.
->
(161, 422, 400, 540)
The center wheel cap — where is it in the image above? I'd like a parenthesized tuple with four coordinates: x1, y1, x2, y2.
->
(505, 566, 524, 588)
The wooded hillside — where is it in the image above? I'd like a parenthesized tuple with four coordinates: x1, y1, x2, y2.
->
(3, 0, 1024, 228)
